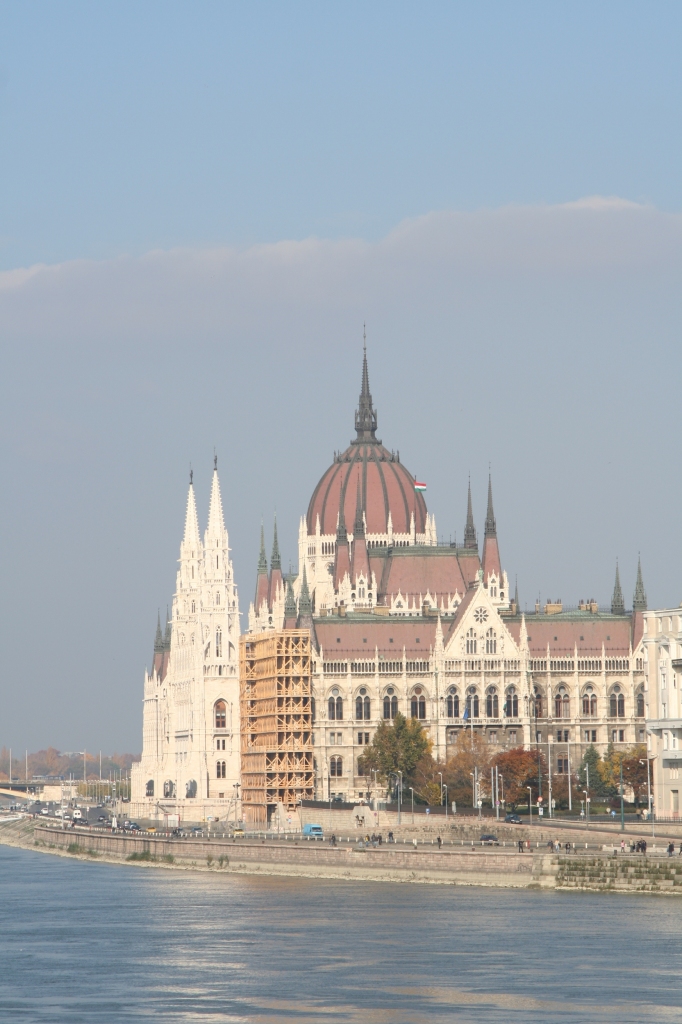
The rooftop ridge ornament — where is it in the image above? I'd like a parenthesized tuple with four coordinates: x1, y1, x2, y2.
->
(353, 327, 380, 443)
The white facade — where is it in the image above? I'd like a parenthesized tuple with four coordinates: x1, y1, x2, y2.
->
(643, 605, 682, 817)
(130, 466, 241, 822)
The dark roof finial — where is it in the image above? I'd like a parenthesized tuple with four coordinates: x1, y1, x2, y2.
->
(189, 465, 193, 486)
(298, 563, 312, 616)
(354, 330, 379, 443)
(463, 476, 477, 550)
(257, 521, 267, 574)
(154, 610, 164, 652)
(484, 472, 496, 538)
(284, 576, 297, 619)
(214, 449, 218, 471)
(611, 560, 625, 614)
(633, 555, 647, 611)
(271, 515, 281, 571)
(354, 474, 365, 537)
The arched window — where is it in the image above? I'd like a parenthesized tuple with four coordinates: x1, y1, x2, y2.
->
(446, 691, 459, 718)
(485, 628, 497, 655)
(146, 780, 154, 797)
(563, 694, 570, 718)
(163, 780, 175, 798)
(186, 779, 197, 798)
(356, 696, 363, 720)
(610, 694, 617, 717)
(583, 693, 590, 715)
(486, 690, 499, 718)
(216, 761, 226, 779)
(330, 755, 343, 777)
(466, 628, 477, 655)
(637, 693, 645, 717)
(336, 696, 343, 720)
(466, 693, 480, 719)
(534, 693, 543, 718)
(191, 601, 196, 613)
(505, 690, 518, 718)
(216, 627, 222, 658)
(590, 695, 597, 717)
(364, 695, 370, 720)
(216, 592, 221, 606)
(383, 693, 398, 719)
(555, 694, 563, 718)
(618, 693, 625, 717)
(411, 688, 426, 719)
(329, 697, 336, 720)
(215, 700, 226, 729)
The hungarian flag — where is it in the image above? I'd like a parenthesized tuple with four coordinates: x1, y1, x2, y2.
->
(414, 481, 426, 492)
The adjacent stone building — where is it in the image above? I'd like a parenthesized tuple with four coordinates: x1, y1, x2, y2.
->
(643, 600, 682, 817)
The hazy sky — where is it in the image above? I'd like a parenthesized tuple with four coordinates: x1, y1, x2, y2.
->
(0, 3, 680, 754)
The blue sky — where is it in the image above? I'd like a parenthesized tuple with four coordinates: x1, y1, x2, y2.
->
(0, 3, 681, 752)
(1, 2, 681, 266)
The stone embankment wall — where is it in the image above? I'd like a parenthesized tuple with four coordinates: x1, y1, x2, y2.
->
(557, 854, 682, 893)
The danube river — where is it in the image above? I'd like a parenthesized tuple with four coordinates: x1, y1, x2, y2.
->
(1, 845, 681, 1023)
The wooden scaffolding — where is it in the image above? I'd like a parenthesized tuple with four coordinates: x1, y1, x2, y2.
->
(239, 629, 314, 825)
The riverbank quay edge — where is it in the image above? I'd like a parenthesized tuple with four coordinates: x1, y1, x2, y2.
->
(4, 819, 682, 893)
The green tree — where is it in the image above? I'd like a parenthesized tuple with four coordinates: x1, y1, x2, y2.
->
(577, 744, 605, 796)
(358, 712, 431, 789)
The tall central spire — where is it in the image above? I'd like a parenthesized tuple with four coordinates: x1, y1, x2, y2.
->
(463, 478, 477, 550)
(354, 327, 379, 443)
(484, 474, 496, 538)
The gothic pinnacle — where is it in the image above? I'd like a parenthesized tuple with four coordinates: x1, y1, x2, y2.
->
(463, 478, 477, 550)
(154, 610, 164, 652)
(354, 476, 365, 536)
(298, 563, 312, 616)
(484, 473, 496, 538)
(633, 556, 647, 611)
(271, 515, 281, 571)
(284, 576, 297, 619)
(354, 331, 379, 442)
(257, 522, 267, 574)
(611, 561, 625, 615)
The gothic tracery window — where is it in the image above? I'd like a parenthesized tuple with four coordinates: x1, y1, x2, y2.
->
(215, 700, 226, 729)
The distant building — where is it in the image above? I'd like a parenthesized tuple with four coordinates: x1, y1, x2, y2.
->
(643, 603, 682, 817)
(130, 462, 241, 822)
(248, 348, 647, 807)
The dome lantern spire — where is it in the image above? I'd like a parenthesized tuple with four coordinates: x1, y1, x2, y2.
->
(354, 327, 379, 443)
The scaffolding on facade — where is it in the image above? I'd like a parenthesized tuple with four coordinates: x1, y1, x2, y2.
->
(239, 629, 314, 825)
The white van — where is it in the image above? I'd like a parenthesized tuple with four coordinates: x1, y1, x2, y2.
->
(72, 809, 83, 820)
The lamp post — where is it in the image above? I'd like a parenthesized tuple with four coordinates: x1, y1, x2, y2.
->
(371, 769, 379, 827)
(583, 789, 590, 829)
(527, 786, 532, 827)
(443, 784, 448, 824)
(438, 771, 443, 807)
(397, 771, 402, 826)
(409, 786, 415, 824)
(619, 759, 625, 833)
(639, 756, 654, 838)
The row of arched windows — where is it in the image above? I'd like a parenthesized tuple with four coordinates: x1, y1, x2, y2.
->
(328, 696, 344, 720)
(355, 695, 371, 720)
(465, 627, 497, 655)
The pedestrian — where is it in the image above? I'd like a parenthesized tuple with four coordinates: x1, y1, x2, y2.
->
(378, 833, 382, 845)
(437, 835, 442, 849)
(620, 839, 625, 854)
(518, 839, 523, 853)
(565, 841, 570, 854)
(669, 842, 675, 858)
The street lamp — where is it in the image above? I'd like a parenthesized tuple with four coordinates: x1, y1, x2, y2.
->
(527, 786, 533, 827)
(409, 786, 415, 824)
(639, 756, 654, 838)
(443, 784, 448, 824)
(583, 789, 590, 829)
(438, 771, 443, 806)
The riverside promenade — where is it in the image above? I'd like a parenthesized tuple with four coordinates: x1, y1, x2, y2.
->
(3, 818, 682, 893)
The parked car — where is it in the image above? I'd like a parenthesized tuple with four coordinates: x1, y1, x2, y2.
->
(231, 827, 245, 838)
(126, 822, 141, 832)
(147, 827, 157, 833)
(480, 834, 500, 846)
(40, 808, 49, 815)
(504, 813, 522, 824)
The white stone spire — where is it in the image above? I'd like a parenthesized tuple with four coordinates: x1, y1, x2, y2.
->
(206, 458, 226, 540)
(182, 474, 201, 552)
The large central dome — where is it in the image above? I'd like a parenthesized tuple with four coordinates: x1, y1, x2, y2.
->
(306, 348, 427, 537)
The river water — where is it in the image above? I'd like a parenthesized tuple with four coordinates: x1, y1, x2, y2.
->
(1, 845, 681, 1023)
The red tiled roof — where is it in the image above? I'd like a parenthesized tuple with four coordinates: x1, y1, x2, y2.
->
(373, 550, 472, 603)
(506, 616, 636, 654)
(307, 442, 427, 536)
(316, 618, 438, 657)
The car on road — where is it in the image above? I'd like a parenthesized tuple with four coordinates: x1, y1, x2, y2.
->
(147, 827, 157, 833)
(40, 808, 49, 815)
(97, 815, 108, 822)
(504, 813, 522, 824)
(480, 834, 500, 846)
(126, 822, 141, 832)
(231, 827, 245, 838)
(302, 823, 324, 839)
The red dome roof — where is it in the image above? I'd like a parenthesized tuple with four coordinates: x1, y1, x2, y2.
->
(306, 348, 427, 537)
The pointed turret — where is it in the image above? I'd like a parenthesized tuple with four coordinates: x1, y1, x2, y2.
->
(481, 473, 501, 585)
(268, 516, 283, 609)
(351, 476, 370, 586)
(633, 556, 647, 611)
(298, 564, 312, 617)
(611, 561, 625, 615)
(255, 522, 269, 612)
(353, 331, 380, 443)
(284, 576, 298, 629)
(334, 498, 351, 590)
(463, 479, 477, 550)
(164, 606, 171, 650)
(514, 578, 520, 614)
(206, 456, 225, 537)
(154, 611, 164, 653)
(182, 473, 201, 551)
